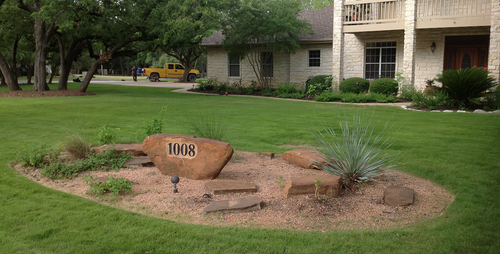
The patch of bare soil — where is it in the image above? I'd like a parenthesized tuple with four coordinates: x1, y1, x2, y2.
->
(0, 89, 95, 98)
(13, 152, 454, 232)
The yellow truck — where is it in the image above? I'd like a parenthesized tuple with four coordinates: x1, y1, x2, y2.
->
(142, 63, 201, 82)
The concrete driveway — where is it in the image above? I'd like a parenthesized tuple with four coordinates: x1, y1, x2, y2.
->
(90, 78, 196, 92)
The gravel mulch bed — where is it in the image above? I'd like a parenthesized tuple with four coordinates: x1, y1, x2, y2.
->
(14, 151, 454, 232)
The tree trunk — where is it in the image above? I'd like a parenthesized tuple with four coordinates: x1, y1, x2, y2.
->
(33, 17, 48, 91)
(0, 53, 22, 91)
(78, 59, 106, 92)
(27, 64, 33, 84)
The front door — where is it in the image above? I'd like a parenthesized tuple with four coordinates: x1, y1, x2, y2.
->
(444, 35, 489, 70)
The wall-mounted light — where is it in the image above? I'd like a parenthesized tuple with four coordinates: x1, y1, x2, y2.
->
(430, 42, 436, 53)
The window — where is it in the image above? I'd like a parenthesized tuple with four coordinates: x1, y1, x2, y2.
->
(261, 52, 273, 77)
(309, 50, 320, 67)
(365, 41, 396, 79)
(175, 64, 184, 70)
(168, 64, 174, 69)
(228, 55, 240, 77)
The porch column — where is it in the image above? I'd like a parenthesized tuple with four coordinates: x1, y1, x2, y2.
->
(488, 0, 500, 82)
(332, 0, 345, 91)
(402, 0, 417, 86)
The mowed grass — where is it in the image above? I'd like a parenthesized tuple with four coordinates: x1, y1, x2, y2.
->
(0, 83, 499, 253)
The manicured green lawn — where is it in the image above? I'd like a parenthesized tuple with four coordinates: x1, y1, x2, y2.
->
(0, 83, 499, 253)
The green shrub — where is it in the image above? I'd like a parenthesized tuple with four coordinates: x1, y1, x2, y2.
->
(214, 81, 229, 92)
(64, 135, 91, 159)
(136, 106, 167, 141)
(313, 113, 398, 188)
(370, 78, 398, 96)
(274, 83, 298, 95)
(339, 77, 370, 94)
(277, 91, 304, 99)
(436, 67, 498, 107)
(307, 75, 333, 97)
(97, 125, 117, 145)
(17, 144, 59, 167)
(197, 79, 216, 90)
(411, 91, 453, 110)
(260, 89, 273, 96)
(84, 175, 133, 196)
(42, 161, 82, 179)
(370, 93, 398, 103)
(41, 148, 133, 179)
(315, 92, 342, 102)
(340, 93, 370, 103)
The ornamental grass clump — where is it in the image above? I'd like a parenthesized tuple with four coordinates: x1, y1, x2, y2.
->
(313, 113, 399, 188)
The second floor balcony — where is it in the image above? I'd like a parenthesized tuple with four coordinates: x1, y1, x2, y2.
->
(343, 0, 492, 33)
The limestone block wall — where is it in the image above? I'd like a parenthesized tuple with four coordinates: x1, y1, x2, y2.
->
(206, 47, 290, 87)
(488, 0, 500, 83)
(289, 43, 333, 84)
(413, 27, 490, 90)
(343, 31, 404, 80)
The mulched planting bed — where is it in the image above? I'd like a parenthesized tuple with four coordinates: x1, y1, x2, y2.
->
(0, 90, 95, 98)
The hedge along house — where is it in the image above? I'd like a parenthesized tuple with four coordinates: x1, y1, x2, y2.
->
(201, 5, 334, 87)
(333, 0, 498, 90)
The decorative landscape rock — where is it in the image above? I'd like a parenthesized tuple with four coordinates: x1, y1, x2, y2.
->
(383, 186, 415, 206)
(92, 143, 146, 157)
(282, 175, 342, 198)
(205, 180, 257, 195)
(125, 156, 154, 167)
(281, 149, 327, 169)
(203, 196, 262, 213)
(142, 133, 233, 180)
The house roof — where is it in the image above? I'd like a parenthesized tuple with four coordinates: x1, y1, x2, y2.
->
(201, 5, 333, 46)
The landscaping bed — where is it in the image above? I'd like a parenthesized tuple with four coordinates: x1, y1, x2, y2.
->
(13, 151, 454, 232)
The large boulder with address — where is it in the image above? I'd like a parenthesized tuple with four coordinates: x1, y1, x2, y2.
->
(142, 133, 233, 180)
(281, 149, 328, 169)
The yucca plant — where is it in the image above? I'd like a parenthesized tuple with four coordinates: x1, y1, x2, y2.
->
(436, 67, 498, 107)
(313, 113, 399, 188)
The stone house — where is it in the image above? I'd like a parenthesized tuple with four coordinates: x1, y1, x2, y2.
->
(202, 1, 499, 90)
(201, 5, 334, 87)
(334, 0, 498, 90)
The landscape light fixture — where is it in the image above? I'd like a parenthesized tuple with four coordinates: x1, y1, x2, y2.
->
(171, 175, 180, 193)
(430, 42, 436, 53)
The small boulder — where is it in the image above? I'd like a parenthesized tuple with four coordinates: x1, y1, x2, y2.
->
(258, 152, 275, 160)
(383, 186, 415, 206)
(142, 133, 233, 180)
(205, 180, 257, 195)
(282, 175, 342, 198)
(203, 196, 262, 213)
(92, 144, 146, 157)
(281, 149, 328, 169)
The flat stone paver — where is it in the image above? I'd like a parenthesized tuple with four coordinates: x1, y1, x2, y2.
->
(203, 196, 262, 213)
(205, 180, 257, 195)
(125, 156, 154, 167)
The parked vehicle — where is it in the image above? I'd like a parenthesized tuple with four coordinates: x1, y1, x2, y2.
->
(142, 63, 200, 82)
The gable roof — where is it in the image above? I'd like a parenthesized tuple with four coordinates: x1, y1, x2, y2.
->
(201, 5, 333, 46)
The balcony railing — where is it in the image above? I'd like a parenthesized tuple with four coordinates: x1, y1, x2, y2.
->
(416, 0, 491, 28)
(343, 0, 405, 33)
(343, 0, 491, 33)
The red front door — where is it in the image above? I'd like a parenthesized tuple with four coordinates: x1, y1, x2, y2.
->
(444, 35, 489, 70)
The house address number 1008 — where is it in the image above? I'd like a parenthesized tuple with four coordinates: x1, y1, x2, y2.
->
(167, 142, 196, 158)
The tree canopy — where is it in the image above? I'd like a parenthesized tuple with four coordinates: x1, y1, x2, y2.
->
(221, 0, 312, 88)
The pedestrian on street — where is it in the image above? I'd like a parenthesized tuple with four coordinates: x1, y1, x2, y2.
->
(131, 66, 138, 82)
